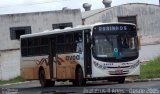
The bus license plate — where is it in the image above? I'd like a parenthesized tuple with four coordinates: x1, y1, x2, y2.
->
(115, 70, 123, 74)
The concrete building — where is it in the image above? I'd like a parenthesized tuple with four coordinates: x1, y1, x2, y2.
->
(82, 3, 160, 45)
(0, 9, 82, 80)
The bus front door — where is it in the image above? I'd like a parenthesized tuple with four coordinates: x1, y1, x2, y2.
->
(49, 39, 57, 79)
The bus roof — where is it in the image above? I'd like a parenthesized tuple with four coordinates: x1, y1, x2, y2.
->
(20, 24, 93, 38)
(20, 22, 135, 38)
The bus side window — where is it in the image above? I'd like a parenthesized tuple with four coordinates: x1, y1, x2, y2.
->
(65, 33, 74, 53)
(28, 38, 34, 56)
(21, 38, 28, 56)
(74, 31, 83, 53)
(56, 34, 65, 53)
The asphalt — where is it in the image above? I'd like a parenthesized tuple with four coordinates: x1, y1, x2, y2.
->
(1, 77, 160, 88)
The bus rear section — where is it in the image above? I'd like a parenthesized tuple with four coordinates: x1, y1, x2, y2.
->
(20, 29, 90, 87)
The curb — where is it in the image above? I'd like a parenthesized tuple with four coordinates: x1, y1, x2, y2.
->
(126, 78, 160, 83)
(0, 81, 30, 87)
(1, 78, 160, 87)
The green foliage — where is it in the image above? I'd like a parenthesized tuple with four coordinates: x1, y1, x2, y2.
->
(140, 56, 160, 79)
(0, 76, 24, 85)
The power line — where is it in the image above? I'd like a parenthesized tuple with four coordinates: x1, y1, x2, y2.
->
(0, 0, 70, 8)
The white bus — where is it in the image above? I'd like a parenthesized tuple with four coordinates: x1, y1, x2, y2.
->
(20, 22, 140, 87)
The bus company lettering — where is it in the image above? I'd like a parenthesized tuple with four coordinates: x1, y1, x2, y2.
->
(66, 55, 80, 61)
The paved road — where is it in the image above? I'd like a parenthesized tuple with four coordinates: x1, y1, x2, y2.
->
(1, 80, 160, 94)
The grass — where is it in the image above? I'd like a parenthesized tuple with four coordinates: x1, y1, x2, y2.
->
(139, 56, 160, 79)
(0, 76, 24, 86)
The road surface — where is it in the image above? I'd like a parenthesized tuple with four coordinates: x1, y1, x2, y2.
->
(1, 80, 160, 94)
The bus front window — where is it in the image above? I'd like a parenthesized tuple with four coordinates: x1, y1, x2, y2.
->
(93, 35, 114, 57)
(118, 34, 138, 57)
(93, 34, 139, 62)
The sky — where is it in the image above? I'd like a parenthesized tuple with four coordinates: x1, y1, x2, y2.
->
(0, 0, 159, 14)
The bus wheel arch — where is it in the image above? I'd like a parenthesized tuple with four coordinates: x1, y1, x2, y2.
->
(38, 66, 55, 87)
(38, 66, 45, 79)
(73, 65, 86, 86)
(38, 67, 46, 87)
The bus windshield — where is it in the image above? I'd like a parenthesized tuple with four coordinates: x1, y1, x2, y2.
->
(92, 25, 139, 62)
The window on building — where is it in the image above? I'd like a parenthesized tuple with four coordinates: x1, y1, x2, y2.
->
(52, 23, 73, 30)
(118, 16, 137, 25)
(10, 26, 31, 40)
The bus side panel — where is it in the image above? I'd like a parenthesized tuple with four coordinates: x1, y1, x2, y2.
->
(44, 66, 51, 79)
(20, 56, 50, 80)
(56, 53, 82, 80)
(21, 66, 50, 80)
(21, 67, 39, 80)
(56, 65, 76, 80)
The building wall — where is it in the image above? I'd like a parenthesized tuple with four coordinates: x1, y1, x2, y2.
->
(83, 4, 160, 45)
(0, 9, 82, 50)
(0, 50, 20, 80)
(0, 9, 82, 80)
(140, 44, 160, 61)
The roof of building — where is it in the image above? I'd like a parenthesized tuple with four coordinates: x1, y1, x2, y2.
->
(82, 3, 160, 19)
(0, 8, 80, 16)
(82, 8, 106, 19)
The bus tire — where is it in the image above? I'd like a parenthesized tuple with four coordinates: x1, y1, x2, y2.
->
(118, 77, 125, 84)
(39, 69, 55, 87)
(46, 80, 55, 87)
(39, 69, 47, 87)
(73, 67, 86, 86)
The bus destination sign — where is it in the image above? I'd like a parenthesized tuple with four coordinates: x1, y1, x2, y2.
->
(95, 25, 135, 32)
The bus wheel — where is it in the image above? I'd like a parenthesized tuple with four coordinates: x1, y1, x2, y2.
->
(74, 67, 86, 86)
(39, 69, 47, 87)
(46, 80, 55, 87)
(39, 70, 55, 87)
(118, 77, 125, 84)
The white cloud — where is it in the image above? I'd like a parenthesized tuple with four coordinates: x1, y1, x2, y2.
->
(112, 0, 159, 6)
(0, 0, 158, 8)
(23, 0, 58, 4)
(0, 0, 24, 7)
